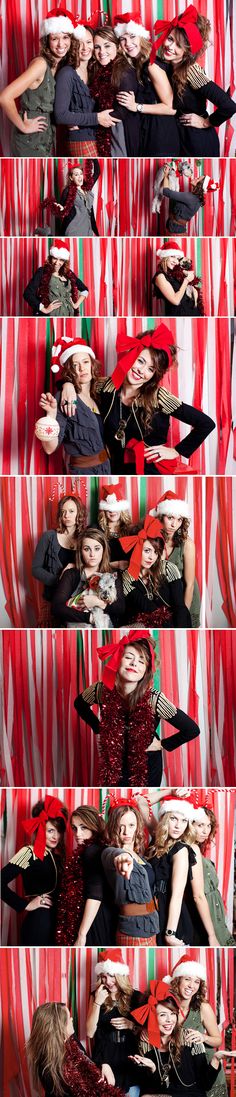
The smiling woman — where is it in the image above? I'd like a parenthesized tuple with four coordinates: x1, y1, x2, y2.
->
(1, 796, 68, 945)
(0, 8, 74, 155)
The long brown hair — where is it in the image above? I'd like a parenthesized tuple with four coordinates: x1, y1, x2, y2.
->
(60, 352, 101, 402)
(129, 525, 164, 592)
(148, 812, 196, 859)
(160, 15, 211, 98)
(56, 494, 86, 535)
(27, 1003, 69, 1096)
(126, 330, 177, 434)
(140, 998, 182, 1064)
(116, 636, 157, 712)
(193, 807, 218, 855)
(171, 976, 207, 1011)
(191, 179, 206, 206)
(68, 28, 94, 71)
(40, 36, 71, 71)
(76, 526, 111, 573)
(70, 805, 105, 842)
(159, 516, 190, 545)
(104, 804, 145, 854)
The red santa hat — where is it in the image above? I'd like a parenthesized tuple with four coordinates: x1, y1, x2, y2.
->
(203, 176, 220, 193)
(159, 795, 194, 823)
(157, 240, 184, 260)
(114, 11, 150, 40)
(51, 336, 95, 374)
(192, 806, 211, 823)
(49, 239, 70, 261)
(163, 954, 207, 984)
(150, 491, 189, 520)
(41, 7, 75, 37)
(99, 484, 129, 513)
(95, 949, 129, 976)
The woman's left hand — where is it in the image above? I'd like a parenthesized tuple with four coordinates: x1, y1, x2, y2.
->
(116, 91, 137, 112)
(146, 738, 163, 752)
(180, 112, 210, 128)
(144, 444, 179, 464)
(75, 929, 87, 946)
(70, 296, 83, 310)
(111, 1018, 135, 1030)
(184, 1029, 205, 1045)
(79, 591, 104, 609)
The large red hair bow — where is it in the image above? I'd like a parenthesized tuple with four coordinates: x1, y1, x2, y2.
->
(97, 628, 155, 689)
(150, 4, 204, 64)
(132, 980, 179, 1047)
(119, 515, 163, 579)
(112, 325, 174, 390)
(22, 796, 66, 860)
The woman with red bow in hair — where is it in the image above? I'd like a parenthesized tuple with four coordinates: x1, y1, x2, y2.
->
(59, 325, 215, 475)
(151, 5, 236, 158)
(113, 11, 180, 157)
(1, 796, 68, 944)
(74, 631, 200, 786)
(129, 980, 223, 1097)
(120, 516, 192, 628)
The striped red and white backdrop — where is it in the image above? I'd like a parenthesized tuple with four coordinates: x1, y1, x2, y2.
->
(0, 628, 235, 787)
(1, 0, 235, 155)
(0, 316, 235, 475)
(0, 474, 203, 628)
(206, 477, 236, 628)
(0, 946, 235, 1097)
(1, 158, 236, 238)
(0, 237, 235, 317)
(1, 786, 235, 947)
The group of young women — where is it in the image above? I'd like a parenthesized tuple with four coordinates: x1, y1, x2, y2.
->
(31, 485, 201, 630)
(1, 6, 235, 158)
(1, 790, 234, 950)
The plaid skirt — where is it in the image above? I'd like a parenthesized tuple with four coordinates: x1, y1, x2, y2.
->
(66, 139, 98, 156)
(116, 931, 157, 946)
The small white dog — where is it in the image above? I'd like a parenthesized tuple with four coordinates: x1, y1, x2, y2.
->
(90, 573, 118, 628)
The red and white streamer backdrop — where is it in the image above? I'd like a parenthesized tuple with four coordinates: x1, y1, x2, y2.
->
(0, 316, 235, 475)
(1, 0, 235, 155)
(1, 159, 236, 239)
(0, 629, 235, 787)
(0, 238, 235, 317)
(0, 474, 202, 628)
(0, 947, 235, 1097)
(1, 787, 235, 947)
(206, 478, 236, 628)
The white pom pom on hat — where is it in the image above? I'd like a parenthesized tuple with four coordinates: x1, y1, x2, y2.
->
(50, 238, 70, 261)
(51, 337, 95, 374)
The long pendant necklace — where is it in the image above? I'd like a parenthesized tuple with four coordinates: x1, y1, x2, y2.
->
(114, 397, 132, 448)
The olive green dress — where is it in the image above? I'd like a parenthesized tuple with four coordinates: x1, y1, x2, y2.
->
(183, 1008, 227, 1097)
(167, 542, 201, 627)
(202, 856, 235, 945)
(11, 64, 55, 156)
(48, 274, 74, 316)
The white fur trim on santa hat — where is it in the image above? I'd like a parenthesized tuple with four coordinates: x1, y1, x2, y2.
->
(157, 245, 184, 259)
(159, 799, 194, 822)
(154, 498, 189, 519)
(95, 958, 129, 976)
(99, 491, 129, 513)
(193, 807, 210, 824)
(51, 338, 95, 373)
(41, 16, 74, 37)
(73, 24, 87, 40)
(50, 244, 70, 260)
(203, 176, 210, 192)
(170, 959, 207, 981)
(114, 20, 150, 39)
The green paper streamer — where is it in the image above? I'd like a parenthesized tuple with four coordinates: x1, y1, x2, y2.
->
(147, 947, 156, 983)
(139, 476, 147, 520)
(89, 476, 99, 523)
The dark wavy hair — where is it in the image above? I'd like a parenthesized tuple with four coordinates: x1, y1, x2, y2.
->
(31, 799, 68, 862)
(40, 35, 71, 71)
(171, 976, 207, 1010)
(129, 523, 164, 591)
(56, 495, 86, 535)
(122, 329, 177, 435)
(68, 28, 94, 72)
(60, 351, 102, 402)
(160, 14, 211, 98)
(116, 635, 158, 712)
(37, 258, 79, 307)
(159, 516, 190, 544)
(104, 804, 145, 854)
(70, 805, 105, 842)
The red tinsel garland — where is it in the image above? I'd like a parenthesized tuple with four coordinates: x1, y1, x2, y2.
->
(55, 847, 86, 945)
(99, 686, 156, 785)
(63, 1035, 124, 1097)
(37, 262, 79, 306)
(156, 260, 205, 315)
(89, 63, 115, 157)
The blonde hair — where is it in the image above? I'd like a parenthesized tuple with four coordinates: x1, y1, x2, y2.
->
(27, 1003, 68, 1096)
(99, 973, 135, 1015)
(149, 813, 196, 859)
(98, 510, 132, 535)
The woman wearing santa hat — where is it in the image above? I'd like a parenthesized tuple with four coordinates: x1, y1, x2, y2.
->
(161, 164, 220, 234)
(32, 493, 86, 624)
(150, 490, 201, 627)
(0, 8, 73, 156)
(164, 955, 228, 1097)
(54, 19, 119, 157)
(98, 484, 132, 567)
(146, 796, 219, 947)
(87, 947, 143, 1092)
(1, 796, 68, 945)
(153, 240, 203, 316)
(152, 5, 236, 158)
(59, 325, 215, 476)
(120, 516, 192, 628)
(192, 802, 235, 946)
(23, 239, 88, 316)
(75, 631, 200, 786)
(129, 979, 223, 1097)
(113, 12, 180, 156)
(35, 336, 111, 476)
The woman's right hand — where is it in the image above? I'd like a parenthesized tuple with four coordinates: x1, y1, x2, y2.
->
(25, 893, 52, 911)
(129, 1055, 156, 1072)
(97, 109, 119, 128)
(114, 851, 133, 878)
(39, 392, 58, 417)
(40, 301, 61, 314)
(60, 383, 77, 417)
(94, 985, 109, 1006)
(185, 271, 195, 283)
(22, 110, 48, 133)
(101, 1064, 115, 1085)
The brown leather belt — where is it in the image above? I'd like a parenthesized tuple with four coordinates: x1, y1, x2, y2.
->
(69, 449, 107, 468)
(120, 899, 157, 916)
(171, 216, 187, 225)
